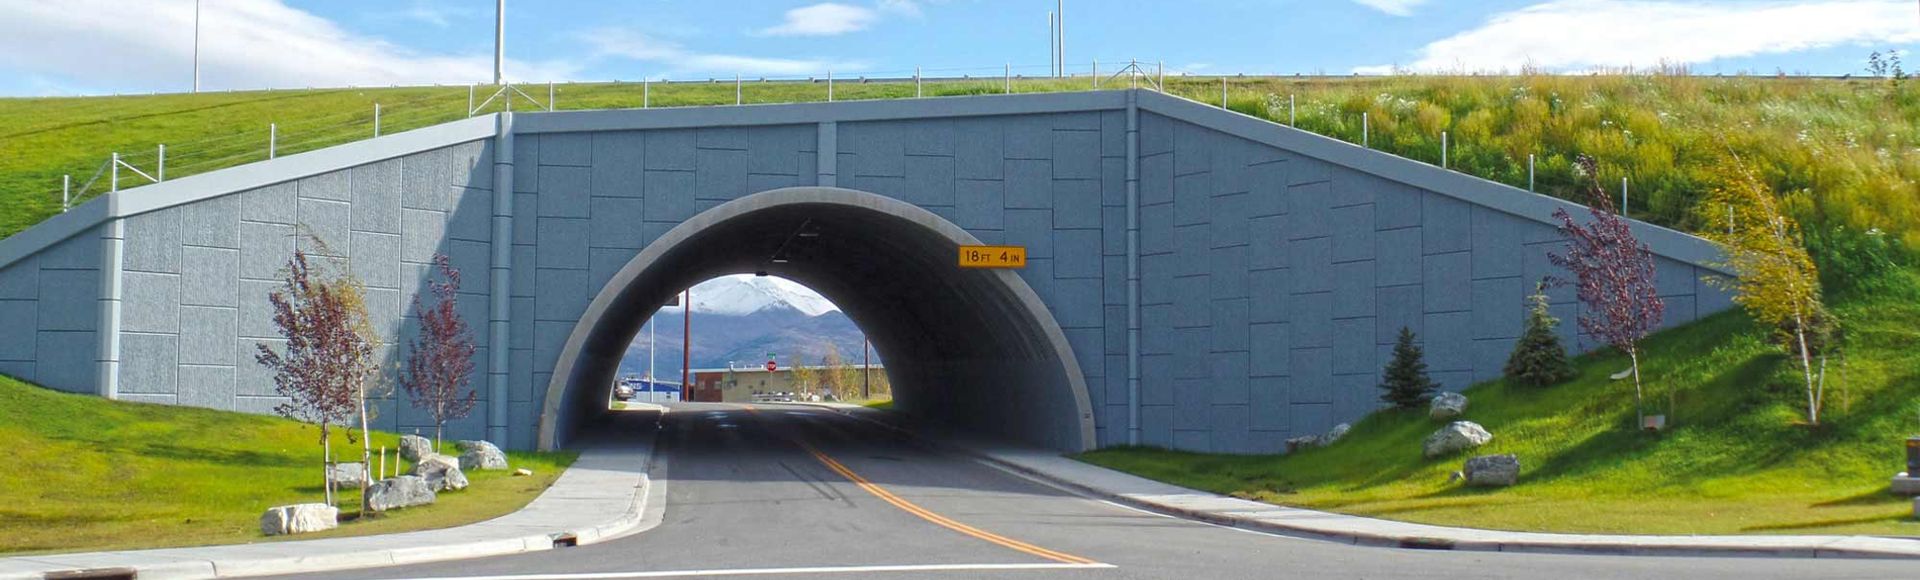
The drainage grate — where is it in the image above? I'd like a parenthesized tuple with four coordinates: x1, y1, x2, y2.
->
(551, 533, 579, 548)
(45, 568, 136, 580)
(1398, 537, 1456, 550)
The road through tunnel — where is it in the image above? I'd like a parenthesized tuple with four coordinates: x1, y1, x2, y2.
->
(538, 187, 1097, 452)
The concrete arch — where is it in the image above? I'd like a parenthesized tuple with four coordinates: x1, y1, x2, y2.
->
(536, 187, 1098, 452)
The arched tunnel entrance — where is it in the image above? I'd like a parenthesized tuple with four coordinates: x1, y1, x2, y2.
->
(538, 187, 1097, 453)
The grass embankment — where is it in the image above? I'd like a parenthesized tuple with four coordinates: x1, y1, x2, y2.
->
(7, 75, 1918, 254)
(1080, 272, 1920, 536)
(862, 399, 895, 411)
(0, 375, 577, 555)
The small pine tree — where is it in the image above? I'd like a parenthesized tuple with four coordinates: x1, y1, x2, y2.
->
(1505, 282, 1577, 387)
(1379, 326, 1439, 409)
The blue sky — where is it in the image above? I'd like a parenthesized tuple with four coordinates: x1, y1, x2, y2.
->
(2, 0, 1917, 96)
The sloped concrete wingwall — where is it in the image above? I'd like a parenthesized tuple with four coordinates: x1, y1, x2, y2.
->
(1129, 111, 1734, 453)
(0, 226, 103, 393)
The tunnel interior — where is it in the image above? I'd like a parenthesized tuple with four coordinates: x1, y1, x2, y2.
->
(542, 188, 1095, 452)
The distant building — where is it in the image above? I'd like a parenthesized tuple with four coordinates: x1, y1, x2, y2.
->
(686, 364, 885, 403)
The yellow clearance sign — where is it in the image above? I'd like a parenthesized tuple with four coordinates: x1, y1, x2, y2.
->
(958, 245, 1027, 269)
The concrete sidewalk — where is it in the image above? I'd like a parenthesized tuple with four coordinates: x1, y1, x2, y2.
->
(0, 409, 663, 580)
(798, 403, 1920, 560)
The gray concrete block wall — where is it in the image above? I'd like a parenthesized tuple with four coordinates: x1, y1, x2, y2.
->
(0, 230, 101, 392)
(105, 139, 497, 441)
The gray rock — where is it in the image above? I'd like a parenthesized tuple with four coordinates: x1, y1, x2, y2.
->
(259, 503, 337, 536)
(1423, 421, 1493, 458)
(364, 475, 436, 511)
(326, 462, 367, 489)
(1320, 423, 1351, 446)
(1284, 436, 1320, 453)
(1430, 392, 1469, 421)
(1891, 473, 1920, 496)
(1463, 454, 1521, 487)
(410, 453, 469, 492)
(457, 440, 509, 471)
(398, 435, 434, 462)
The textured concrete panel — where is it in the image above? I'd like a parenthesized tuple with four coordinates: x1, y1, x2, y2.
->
(452, 140, 492, 190)
(1211, 352, 1250, 406)
(1004, 159, 1052, 210)
(1250, 376, 1291, 432)
(1250, 322, 1290, 377)
(514, 134, 541, 192)
(181, 246, 239, 307)
(953, 118, 1005, 180)
(1423, 193, 1472, 254)
(1290, 348, 1332, 404)
(953, 179, 1004, 231)
(1173, 172, 1210, 227)
(1211, 298, 1249, 353)
(182, 194, 240, 249)
(1423, 251, 1471, 313)
(35, 331, 94, 393)
(696, 148, 750, 201)
(122, 271, 180, 334)
(1003, 209, 1054, 259)
(237, 279, 281, 339)
(589, 197, 647, 249)
(121, 332, 178, 395)
(1289, 236, 1332, 295)
(0, 255, 35, 300)
(534, 269, 588, 321)
(242, 182, 297, 224)
(537, 165, 591, 219)
(1376, 284, 1424, 343)
(178, 365, 236, 411)
(1332, 261, 1376, 319)
(1331, 205, 1375, 263)
(1139, 153, 1173, 206)
(298, 170, 350, 202)
(1376, 227, 1422, 287)
(0, 300, 35, 360)
(296, 198, 351, 256)
(237, 338, 284, 396)
(901, 155, 957, 208)
(1248, 215, 1288, 271)
(1052, 180, 1099, 229)
(1209, 246, 1249, 300)
(352, 159, 403, 235)
(448, 188, 493, 243)
(1287, 181, 1332, 240)
(1248, 160, 1290, 217)
(1424, 311, 1472, 372)
(537, 218, 590, 270)
(541, 133, 592, 167)
(1052, 130, 1101, 179)
(643, 170, 698, 222)
(1053, 229, 1102, 279)
(1472, 207, 1525, 280)
(124, 207, 183, 273)
(1289, 291, 1332, 349)
(1248, 269, 1288, 324)
(37, 269, 98, 332)
(1375, 182, 1423, 230)
(1471, 276, 1525, 340)
(1208, 193, 1249, 249)
(401, 209, 447, 264)
(180, 306, 237, 366)
(349, 231, 400, 289)
(1332, 318, 1376, 376)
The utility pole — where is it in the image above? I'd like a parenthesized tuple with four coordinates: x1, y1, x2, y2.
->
(681, 289, 690, 393)
(192, 0, 201, 92)
(646, 315, 655, 402)
(493, 0, 505, 85)
(862, 337, 870, 399)
(1056, 0, 1064, 78)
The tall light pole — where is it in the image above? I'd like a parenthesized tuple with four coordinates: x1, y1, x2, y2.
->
(493, 0, 505, 85)
(1056, 0, 1064, 78)
(1047, 11, 1054, 78)
(646, 315, 655, 401)
(192, 0, 201, 92)
(681, 289, 691, 395)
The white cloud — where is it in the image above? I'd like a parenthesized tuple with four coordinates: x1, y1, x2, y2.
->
(1369, 0, 1920, 73)
(1351, 0, 1429, 16)
(579, 27, 864, 77)
(757, 3, 881, 36)
(0, 0, 576, 94)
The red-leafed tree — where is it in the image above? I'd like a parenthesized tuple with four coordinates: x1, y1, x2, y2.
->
(257, 248, 373, 506)
(401, 254, 478, 449)
(1548, 156, 1666, 427)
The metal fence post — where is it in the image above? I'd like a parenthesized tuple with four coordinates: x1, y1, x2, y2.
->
(468, 84, 475, 118)
(736, 74, 742, 105)
(1440, 131, 1448, 168)
(1622, 177, 1629, 217)
(1528, 154, 1536, 191)
(1092, 59, 1098, 89)
(644, 77, 650, 108)
(1129, 59, 1138, 89)
(915, 67, 922, 97)
(157, 144, 165, 181)
(63, 175, 70, 211)
(1157, 61, 1163, 91)
(111, 152, 119, 193)
(1362, 112, 1369, 148)
(1220, 76, 1227, 108)
(1289, 94, 1295, 126)
(828, 70, 834, 102)
(269, 123, 277, 159)
(548, 82, 555, 110)
(1005, 62, 1011, 94)
(374, 103, 381, 137)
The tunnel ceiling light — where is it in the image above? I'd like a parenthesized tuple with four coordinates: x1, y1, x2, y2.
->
(771, 258, 789, 263)
(798, 231, 820, 238)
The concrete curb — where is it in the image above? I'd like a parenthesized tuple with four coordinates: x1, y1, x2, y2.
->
(0, 411, 663, 580)
(791, 403, 1920, 561)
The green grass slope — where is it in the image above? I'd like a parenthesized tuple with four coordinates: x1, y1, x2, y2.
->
(0, 375, 577, 555)
(1080, 272, 1920, 536)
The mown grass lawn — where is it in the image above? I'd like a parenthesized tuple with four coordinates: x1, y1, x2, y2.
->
(0, 375, 577, 555)
(1079, 272, 1920, 536)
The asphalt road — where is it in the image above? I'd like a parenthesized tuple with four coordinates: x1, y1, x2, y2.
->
(261, 403, 1915, 580)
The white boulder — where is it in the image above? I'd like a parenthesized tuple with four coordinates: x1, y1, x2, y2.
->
(1423, 421, 1492, 458)
(457, 440, 509, 471)
(364, 475, 436, 512)
(259, 503, 337, 536)
(1429, 392, 1468, 421)
(398, 434, 434, 462)
(410, 454, 469, 492)
(326, 462, 368, 489)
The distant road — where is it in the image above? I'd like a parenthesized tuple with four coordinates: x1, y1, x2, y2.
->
(259, 403, 1914, 580)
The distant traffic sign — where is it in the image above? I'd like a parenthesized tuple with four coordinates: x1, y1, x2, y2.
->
(958, 245, 1027, 269)
(765, 361, 777, 372)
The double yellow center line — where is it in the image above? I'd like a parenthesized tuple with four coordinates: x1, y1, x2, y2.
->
(742, 406, 1099, 565)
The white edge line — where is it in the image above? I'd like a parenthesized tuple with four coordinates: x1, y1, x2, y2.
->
(357, 562, 1115, 580)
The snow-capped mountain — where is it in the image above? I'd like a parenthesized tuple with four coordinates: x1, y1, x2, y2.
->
(620, 275, 872, 381)
(660, 274, 840, 317)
